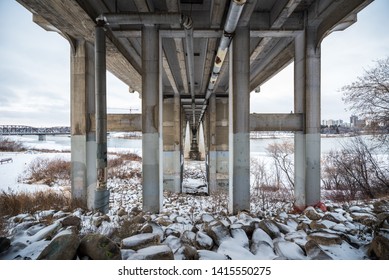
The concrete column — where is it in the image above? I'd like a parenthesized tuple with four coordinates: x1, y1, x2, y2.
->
(163, 96, 181, 192)
(305, 26, 321, 206)
(229, 26, 250, 214)
(142, 25, 161, 213)
(70, 39, 96, 209)
(95, 22, 109, 213)
(208, 94, 217, 193)
(294, 31, 306, 210)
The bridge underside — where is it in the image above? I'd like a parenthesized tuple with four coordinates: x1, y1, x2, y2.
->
(17, 0, 373, 213)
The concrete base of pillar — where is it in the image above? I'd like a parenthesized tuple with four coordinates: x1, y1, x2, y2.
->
(94, 189, 110, 213)
(189, 150, 201, 160)
(163, 151, 181, 192)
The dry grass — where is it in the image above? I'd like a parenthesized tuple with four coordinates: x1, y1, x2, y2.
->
(0, 138, 25, 152)
(0, 190, 86, 233)
(22, 157, 71, 186)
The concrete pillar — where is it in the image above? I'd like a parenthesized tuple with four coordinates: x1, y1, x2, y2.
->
(94, 22, 109, 213)
(229, 26, 250, 214)
(142, 25, 162, 213)
(305, 26, 321, 206)
(208, 94, 217, 193)
(70, 39, 96, 209)
(163, 96, 181, 192)
(215, 98, 229, 189)
(294, 31, 306, 210)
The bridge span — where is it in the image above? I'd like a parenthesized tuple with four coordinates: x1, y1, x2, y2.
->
(16, 0, 374, 214)
(0, 125, 70, 140)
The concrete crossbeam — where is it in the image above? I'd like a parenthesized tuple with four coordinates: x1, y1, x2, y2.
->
(250, 113, 303, 131)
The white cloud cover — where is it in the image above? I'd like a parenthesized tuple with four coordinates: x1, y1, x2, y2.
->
(0, 0, 388, 126)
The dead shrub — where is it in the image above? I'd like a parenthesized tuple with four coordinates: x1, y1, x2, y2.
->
(108, 152, 142, 180)
(0, 137, 25, 152)
(322, 137, 389, 201)
(0, 190, 86, 217)
(22, 157, 70, 186)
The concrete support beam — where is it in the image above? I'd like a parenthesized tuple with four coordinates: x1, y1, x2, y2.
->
(229, 26, 250, 214)
(250, 113, 303, 131)
(294, 31, 306, 210)
(293, 25, 322, 210)
(142, 26, 162, 213)
(163, 96, 181, 192)
(95, 23, 109, 213)
(207, 94, 217, 193)
(70, 39, 96, 209)
(305, 26, 321, 207)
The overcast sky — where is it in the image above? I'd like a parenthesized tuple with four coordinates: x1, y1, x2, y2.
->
(0, 0, 388, 127)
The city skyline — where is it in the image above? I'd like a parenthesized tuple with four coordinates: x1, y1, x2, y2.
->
(0, 0, 388, 127)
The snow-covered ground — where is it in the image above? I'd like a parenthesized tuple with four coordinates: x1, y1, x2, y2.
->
(1, 140, 388, 260)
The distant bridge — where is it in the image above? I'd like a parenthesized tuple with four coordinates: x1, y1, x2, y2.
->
(0, 125, 70, 136)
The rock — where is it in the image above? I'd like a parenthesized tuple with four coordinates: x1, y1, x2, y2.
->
(373, 200, 389, 213)
(231, 228, 249, 249)
(251, 242, 277, 259)
(78, 234, 121, 260)
(37, 234, 79, 260)
(181, 230, 197, 247)
(195, 231, 214, 250)
(180, 245, 199, 260)
(304, 240, 333, 260)
(251, 228, 273, 248)
(60, 216, 81, 229)
(274, 240, 306, 260)
(258, 220, 282, 239)
(130, 245, 174, 260)
(304, 207, 322, 220)
(368, 235, 389, 260)
(140, 224, 153, 234)
(204, 221, 231, 246)
(156, 217, 172, 227)
(164, 228, 181, 238)
(198, 250, 228, 260)
(0, 237, 11, 253)
(217, 239, 255, 260)
(163, 235, 182, 252)
(307, 232, 343, 246)
(117, 208, 127, 217)
(121, 233, 160, 250)
(310, 220, 327, 230)
(322, 213, 344, 223)
(201, 213, 215, 223)
(351, 212, 378, 226)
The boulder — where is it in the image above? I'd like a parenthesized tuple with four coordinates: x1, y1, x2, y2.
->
(304, 207, 322, 220)
(130, 245, 174, 260)
(121, 233, 160, 250)
(251, 242, 277, 260)
(60, 216, 81, 229)
(204, 221, 231, 246)
(37, 234, 79, 260)
(368, 235, 389, 260)
(180, 245, 200, 260)
(0, 237, 11, 253)
(307, 232, 343, 246)
(274, 240, 306, 260)
(231, 228, 249, 249)
(78, 234, 121, 260)
(251, 228, 273, 248)
(195, 231, 214, 250)
(304, 239, 333, 260)
(258, 220, 282, 239)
